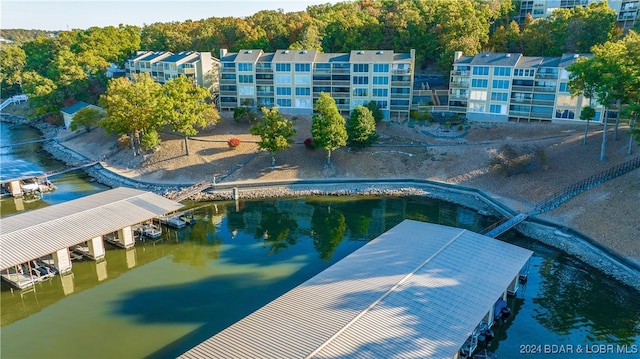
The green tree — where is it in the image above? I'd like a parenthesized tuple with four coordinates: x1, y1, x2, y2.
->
(163, 76, 220, 155)
(0, 46, 26, 96)
(311, 92, 347, 166)
(579, 105, 596, 146)
(70, 107, 103, 133)
(249, 107, 296, 166)
(366, 101, 384, 123)
(346, 106, 377, 147)
(99, 73, 165, 155)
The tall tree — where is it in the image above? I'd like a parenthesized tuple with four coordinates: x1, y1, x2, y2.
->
(249, 107, 296, 166)
(99, 73, 165, 155)
(346, 105, 377, 147)
(0, 46, 26, 96)
(70, 107, 103, 133)
(579, 105, 596, 145)
(163, 75, 220, 155)
(311, 92, 347, 167)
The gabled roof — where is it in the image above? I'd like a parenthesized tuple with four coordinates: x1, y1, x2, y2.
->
(135, 51, 172, 62)
(161, 51, 198, 63)
(350, 49, 394, 63)
(272, 49, 318, 63)
(60, 101, 91, 115)
(0, 187, 183, 270)
(181, 220, 532, 359)
(314, 52, 350, 63)
(470, 52, 522, 67)
(234, 49, 264, 63)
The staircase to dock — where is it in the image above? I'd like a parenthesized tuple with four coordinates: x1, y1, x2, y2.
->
(482, 213, 528, 238)
(166, 181, 213, 202)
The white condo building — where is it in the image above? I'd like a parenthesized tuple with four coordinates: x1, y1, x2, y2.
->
(448, 51, 608, 123)
(218, 49, 415, 120)
(517, 0, 639, 30)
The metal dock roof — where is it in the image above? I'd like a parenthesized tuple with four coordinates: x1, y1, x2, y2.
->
(180, 219, 533, 359)
(0, 159, 44, 183)
(0, 187, 183, 270)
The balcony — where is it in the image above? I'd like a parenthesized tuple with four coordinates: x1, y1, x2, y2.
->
(530, 112, 553, 120)
(391, 81, 411, 87)
(451, 71, 470, 76)
(331, 68, 350, 74)
(221, 67, 236, 73)
(178, 68, 195, 75)
(534, 86, 557, 93)
(535, 73, 558, 80)
(393, 69, 411, 74)
(256, 91, 274, 96)
(256, 79, 274, 85)
(511, 98, 532, 104)
(332, 80, 350, 86)
(313, 68, 331, 74)
(531, 99, 555, 106)
(448, 105, 468, 113)
(449, 95, 468, 100)
(511, 85, 533, 92)
(220, 78, 236, 85)
(390, 105, 410, 111)
(256, 67, 272, 73)
(450, 82, 469, 89)
(509, 110, 531, 117)
(390, 93, 411, 99)
(313, 80, 331, 86)
(331, 92, 350, 98)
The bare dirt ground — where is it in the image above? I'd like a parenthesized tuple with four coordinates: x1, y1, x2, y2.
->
(56, 111, 640, 264)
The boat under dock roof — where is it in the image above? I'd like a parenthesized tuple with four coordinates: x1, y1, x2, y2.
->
(180, 219, 532, 359)
(0, 187, 183, 271)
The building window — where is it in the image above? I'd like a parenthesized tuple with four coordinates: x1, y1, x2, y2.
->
(472, 66, 489, 76)
(275, 74, 291, 84)
(221, 73, 236, 80)
(276, 87, 292, 96)
(373, 88, 388, 97)
(276, 63, 291, 72)
(295, 63, 310, 72)
(492, 80, 510, 89)
(352, 76, 369, 85)
(373, 64, 389, 72)
(470, 90, 487, 101)
(469, 103, 486, 112)
(353, 63, 369, 72)
(295, 87, 310, 96)
(559, 82, 570, 93)
(295, 98, 312, 108)
(491, 92, 508, 101)
(493, 67, 511, 77)
(238, 63, 253, 72)
(557, 95, 577, 107)
(514, 68, 535, 77)
(471, 79, 488, 88)
(555, 109, 575, 119)
(375, 100, 388, 109)
(373, 76, 389, 85)
(238, 86, 254, 96)
(277, 98, 292, 107)
(294, 74, 311, 85)
(490, 104, 505, 114)
(353, 88, 368, 97)
(238, 75, 254, 84)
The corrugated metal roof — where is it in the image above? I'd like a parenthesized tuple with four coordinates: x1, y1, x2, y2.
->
(180, 220, 532, 359)
(0, 187, 183, 270)
(161, 51, 198, 63)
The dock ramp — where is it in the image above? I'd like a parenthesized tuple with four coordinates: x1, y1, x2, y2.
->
(484, 213, 528, 238)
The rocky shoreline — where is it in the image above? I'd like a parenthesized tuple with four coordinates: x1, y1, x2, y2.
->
(3, 113, 640, 291)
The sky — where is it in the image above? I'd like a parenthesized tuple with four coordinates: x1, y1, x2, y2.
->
(1, 0, 344, 31)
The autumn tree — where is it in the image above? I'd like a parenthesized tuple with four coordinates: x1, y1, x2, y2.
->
(346, 106, 377, 147)
(163, 76, 220, 155)
(99, 73, 165, 155)
(70, 107, 103, 133)
(0, 46, 26, 96)
(311, 92, 347, 167)
(249, 107, 296, 166)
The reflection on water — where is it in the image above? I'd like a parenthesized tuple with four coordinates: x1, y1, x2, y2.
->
(0, 122, 109, 217)
(1, 197, 639, 359)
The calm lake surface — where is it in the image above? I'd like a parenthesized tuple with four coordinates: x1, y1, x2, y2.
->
(1, 122, 639, 359)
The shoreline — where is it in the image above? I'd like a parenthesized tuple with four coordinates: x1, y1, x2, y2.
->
(3, 114, 640, 291)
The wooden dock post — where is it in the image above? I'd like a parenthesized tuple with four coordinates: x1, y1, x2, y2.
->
(232, 187, 239, 200)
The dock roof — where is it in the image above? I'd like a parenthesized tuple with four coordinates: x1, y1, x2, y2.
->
(180, 219, 532, 359)
(0, 187, 183, 270)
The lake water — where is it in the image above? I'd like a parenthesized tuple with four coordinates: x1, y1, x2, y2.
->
(1, 122, 639, 359)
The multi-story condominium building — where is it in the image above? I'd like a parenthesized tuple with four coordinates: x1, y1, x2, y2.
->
(517, 0, 639, 30)
(448, 51, 606, 123)
(124, 51, 219, 91)
(218, 48, 415, 120)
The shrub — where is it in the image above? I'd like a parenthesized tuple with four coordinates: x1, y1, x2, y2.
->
(227, 137, 241, 148)
(304, 137, 314, 149)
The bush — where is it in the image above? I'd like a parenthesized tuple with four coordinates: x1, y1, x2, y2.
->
(304, 137, 314, 149)
(489, 144, 547, 177)
(227, 137, 241, 148)
(141, 130, 161, 150)
(233, 107, 258, 123)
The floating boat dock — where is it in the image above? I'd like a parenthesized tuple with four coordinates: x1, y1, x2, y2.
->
(0, 159, 51, 198)
(180, 219, 533, 359)
(0, 187, 183, 289)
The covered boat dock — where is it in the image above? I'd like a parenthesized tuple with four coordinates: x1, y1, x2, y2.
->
(0, 187, 183, 289)
(0, 159, 49, 198)
(180, 219, 533, 359)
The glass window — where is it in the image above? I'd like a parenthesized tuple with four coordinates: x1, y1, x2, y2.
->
(559, 83, 570, 93)
(493, 67, 511, 76)
(295, 87, 310, 96)
(275, 74, 291, 84)
(352, 76, 369, 85)
(294, 74, 311, 85)
(469, 103, 486, 112)
(375, 100, 388, 109)
(373, 64, 389, 72)
(295, 98, 312, 108)
(490, 104, 505, 114)
(238, 75, 253, 84)
(238, 63, 253, 72)
(295, 63, 310, 72)
(491, 92, 508, 101)
(275, 63, 291, 72)
(353, 64, 369, 72)
(277, 98, 292, 107)
(276, 87, 292, 96)
(492, 80, 510, 89)
(238, 86, 254, 96)
(353, 88, 368, 97)
(470, 90, 487, 101)
(221, 73, 235, 80)
(471, 79, 488, 88)
(373, 76, 389, 85)
(472, 66, 489, 75)
(373, 88, 388, 97)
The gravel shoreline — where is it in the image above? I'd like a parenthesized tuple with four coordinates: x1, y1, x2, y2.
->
(3, 114, 640, 291)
